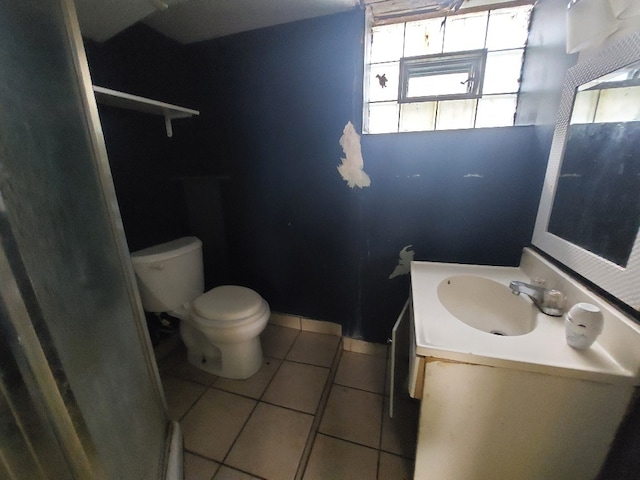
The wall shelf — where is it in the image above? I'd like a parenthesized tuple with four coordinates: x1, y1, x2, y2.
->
(92, 86, 199, 137)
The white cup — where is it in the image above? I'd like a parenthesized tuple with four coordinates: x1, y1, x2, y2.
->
(565, 302, 603, 350)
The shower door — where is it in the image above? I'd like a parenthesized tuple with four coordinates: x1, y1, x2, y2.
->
(0, 0, 173, 478)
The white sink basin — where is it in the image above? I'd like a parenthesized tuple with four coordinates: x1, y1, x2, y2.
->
(410, 248, 640, 385)
(437, 275, 537, 336)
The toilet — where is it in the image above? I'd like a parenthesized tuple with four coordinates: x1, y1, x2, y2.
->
(130, 236, 270, 379)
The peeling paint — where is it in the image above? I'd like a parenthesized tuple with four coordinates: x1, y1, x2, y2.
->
(389, 245, 415, 279)
(338, 121, 371, 189)
(463, 173, 483, 178)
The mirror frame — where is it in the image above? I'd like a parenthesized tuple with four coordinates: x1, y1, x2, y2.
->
(532, 31, 640, 312)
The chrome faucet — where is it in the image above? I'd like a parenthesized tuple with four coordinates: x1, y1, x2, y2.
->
(509, 281, 565, 317)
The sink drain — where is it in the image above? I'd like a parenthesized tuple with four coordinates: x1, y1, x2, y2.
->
(490, 330, 506, 336)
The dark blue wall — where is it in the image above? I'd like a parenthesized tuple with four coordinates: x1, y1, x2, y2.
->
(359, 128, 545, 340)
(84, 26, 200, 252)
(184, 10, 547, 342)
(84, 11, 548, 343)
(187, 12, 366, 334)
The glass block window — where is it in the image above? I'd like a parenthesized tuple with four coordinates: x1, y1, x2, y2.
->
(364, 3, 534, 134)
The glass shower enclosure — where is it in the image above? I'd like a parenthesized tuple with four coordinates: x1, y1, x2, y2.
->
(0, 0, 180, 478)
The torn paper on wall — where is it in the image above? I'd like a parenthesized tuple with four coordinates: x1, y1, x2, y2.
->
(389, 245, 415, 279)
(338, 121, 371, 189)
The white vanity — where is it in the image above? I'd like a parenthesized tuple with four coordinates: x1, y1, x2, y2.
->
(407, 248, 640, 480)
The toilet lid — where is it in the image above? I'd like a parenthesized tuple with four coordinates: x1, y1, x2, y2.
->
(193, 285, 265, 322)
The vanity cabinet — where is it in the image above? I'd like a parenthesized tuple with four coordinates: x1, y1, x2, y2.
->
(413, 358, 632, 480)
(401, 248, 640, 480)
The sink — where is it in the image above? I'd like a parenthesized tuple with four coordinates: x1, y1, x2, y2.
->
(409, 249, 640, 480)
(437, 275, 537, 336)
(411, 248, 640, 385)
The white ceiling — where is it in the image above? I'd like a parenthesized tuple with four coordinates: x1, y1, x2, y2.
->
(72, 0, 508, 45)
(73, 0, 361, 44)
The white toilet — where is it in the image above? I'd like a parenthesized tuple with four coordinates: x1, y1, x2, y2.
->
(130, 236, 270, 379)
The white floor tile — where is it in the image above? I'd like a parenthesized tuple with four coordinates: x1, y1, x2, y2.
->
(181, 389, 256, 461)
(184, 452, 220, 480)
(319, 385, 383, 449)
(303, 434, 378, 480)
(286, 331, 340, 367)
(226, 403, 313, 480)
(262, 361, 329, 414)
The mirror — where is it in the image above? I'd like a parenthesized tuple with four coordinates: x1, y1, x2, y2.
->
(548, 59, 640, 268)
(533, 32, 640, 312)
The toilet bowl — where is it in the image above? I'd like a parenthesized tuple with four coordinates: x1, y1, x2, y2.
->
(130, 237, 270, 379)
(178, 285, 270, 379)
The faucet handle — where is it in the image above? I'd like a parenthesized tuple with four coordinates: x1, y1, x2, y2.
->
(544, 289, 566, 312)
(532, 277, 547, 288)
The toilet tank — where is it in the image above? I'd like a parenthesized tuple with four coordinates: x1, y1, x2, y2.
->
(130, 237, 204, 313)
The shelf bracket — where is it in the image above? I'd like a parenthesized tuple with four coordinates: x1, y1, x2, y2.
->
(164, 115, 173, 138)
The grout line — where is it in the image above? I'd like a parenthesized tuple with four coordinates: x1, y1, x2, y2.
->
(216, 463, 268, 480)
(177, 383, 210, 423)
(257, 398, 321, 417)
(256, 328, 300, 402)
(280, 357, 334, 369)
(274, 330, 301, 365)
(376, 347, 391, 479)
(379, 345, 390, 450)
(282, 327, 302, 358)
(182, 449, 218, 463)
(332, 380, 385, 396)
(258, 358, 286, 403)
(314, 431, 381, 452)
(294, 337, 344, 480)
(219, 397, 260, 466)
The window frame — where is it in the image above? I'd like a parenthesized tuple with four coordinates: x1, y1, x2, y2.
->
(398, 49, 488, 103)
(363, 1, 535, 134)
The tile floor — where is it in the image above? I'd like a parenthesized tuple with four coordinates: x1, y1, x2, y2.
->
(158, 324, 419, 480)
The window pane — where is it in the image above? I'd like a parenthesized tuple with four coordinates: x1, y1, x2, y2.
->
(407, 71, 469, 98)
(483, 49, 523, 94)
(594, 86, 640, 122)
(571, 90, 599, 124)
(401, 50, 486, 101)
(476, 94, 517, 127)
(370, 24, 405, 63)
(443, 12, 488, 53)
(369, 62, 400, 102)
(486, 6, 533, 50)
(404, 18, 445, 57)
(436, 99, 476, 130)
(368, 102, 399, 133)
(400, 102, 437, 131)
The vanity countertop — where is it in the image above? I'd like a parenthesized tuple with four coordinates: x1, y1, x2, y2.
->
(411, 249, 640, 385)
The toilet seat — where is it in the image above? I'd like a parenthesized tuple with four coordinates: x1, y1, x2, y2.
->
(191, 285, 267, 328)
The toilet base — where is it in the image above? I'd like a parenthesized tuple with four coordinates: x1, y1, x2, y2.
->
(180, 321, 263, 379)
